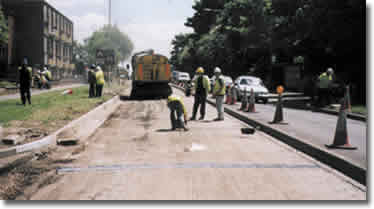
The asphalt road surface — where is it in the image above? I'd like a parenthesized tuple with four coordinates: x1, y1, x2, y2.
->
(222, 101, 367, 169)
(28, 89, 365, 200)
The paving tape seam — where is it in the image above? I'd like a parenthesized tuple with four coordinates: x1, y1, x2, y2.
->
(57, 163, 320, 174)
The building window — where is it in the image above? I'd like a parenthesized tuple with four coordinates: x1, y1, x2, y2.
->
(56, 41, 60, 59)
(48, 8, 52, 33)
(53, 11, 57, 31)
(43, 6, 48, 22)
(44, 37, 47, 53)
(47, 38, 53, 58)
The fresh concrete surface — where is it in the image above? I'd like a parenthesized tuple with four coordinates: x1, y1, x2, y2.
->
(29, 89, 366, 200)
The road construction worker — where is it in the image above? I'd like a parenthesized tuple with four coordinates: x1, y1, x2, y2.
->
(95, 66, 105, 97)
(18, 58, 32, 105)
(88, 65, 97, 98)
(43, 67, 52, 81)
(167, 95, 189, 131)
(190, 67, 211, 121)
(42, 67, 52, 89)
(317, 68, 334, 107)
(212, 67, 226, 121)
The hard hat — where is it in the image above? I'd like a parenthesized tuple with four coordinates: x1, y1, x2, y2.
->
(214, 67, 222, 74)
(327, 68, 334, 73)
(196, 67, 204, 74)
(96, 66, 102, 71)
(90, 64, 96, 69)
(43, 67, 48, 71)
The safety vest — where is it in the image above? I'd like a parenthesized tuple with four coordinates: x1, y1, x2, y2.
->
(45, 70, 52, 80)
(213, 76, 226, 96)
(194, 75, 210, 95)
(18, 66, 33, 78)
(167, 96, 187, 117)
(319, 72, 333, 89)
(96, 70, 105, 85)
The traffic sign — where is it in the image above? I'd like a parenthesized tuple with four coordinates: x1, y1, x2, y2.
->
(96, 49, 115, 65)
(96, 49, 105, 59)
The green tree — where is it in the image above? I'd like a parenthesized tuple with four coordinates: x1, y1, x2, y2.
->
(0, 5, 8, 46)
(84, 25, 134, 65)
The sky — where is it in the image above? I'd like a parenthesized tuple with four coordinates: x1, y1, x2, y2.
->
(46, 0, 195, 58)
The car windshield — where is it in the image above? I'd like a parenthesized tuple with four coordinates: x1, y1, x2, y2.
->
(240, 78, 264, 86)
(240, 79, 253, 85)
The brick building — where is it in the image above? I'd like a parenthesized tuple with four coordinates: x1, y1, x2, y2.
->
(0, 0, 74, 81)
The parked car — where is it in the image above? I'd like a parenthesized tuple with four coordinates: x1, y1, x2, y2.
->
(177, 72, 191, 82)
(223, 76, 233, 88)
(234, 76, 269, 104)
(209, 75, 233, 92)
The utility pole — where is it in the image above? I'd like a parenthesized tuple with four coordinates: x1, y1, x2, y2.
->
(109, 0, 112, 26)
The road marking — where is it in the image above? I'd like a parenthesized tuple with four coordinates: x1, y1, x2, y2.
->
(57, 162, 320, 174)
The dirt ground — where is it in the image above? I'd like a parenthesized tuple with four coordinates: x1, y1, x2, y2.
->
(0, 86, 366, 200)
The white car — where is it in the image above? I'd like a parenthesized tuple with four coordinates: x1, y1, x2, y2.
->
(223, 76, 233, 87)
(234, 76, 269, 104)
(177, 72, 191, 82)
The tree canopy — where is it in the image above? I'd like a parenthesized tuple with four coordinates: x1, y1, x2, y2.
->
(83, 25, 134, 65)
(0, 6, 8, 46)
(171, 0, 365, 79)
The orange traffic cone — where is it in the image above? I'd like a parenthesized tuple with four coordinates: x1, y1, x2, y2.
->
(269, 93, 288, 125)
(346, 85, 352, 113)
(231, 86, 237, 105)
(225, 86, 232, 104)
(246, 89, 257, 113)
(325, 91, 357, 150)
(240, 89, 248, 111)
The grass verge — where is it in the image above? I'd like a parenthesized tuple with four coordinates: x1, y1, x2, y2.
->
(351, 106, 367, 116)
(0, 85, 116, 148)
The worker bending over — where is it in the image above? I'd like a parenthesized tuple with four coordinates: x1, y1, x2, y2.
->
(167, 95, 189, 131)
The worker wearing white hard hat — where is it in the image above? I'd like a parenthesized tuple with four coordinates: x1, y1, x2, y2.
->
(213, 67, 226, 121)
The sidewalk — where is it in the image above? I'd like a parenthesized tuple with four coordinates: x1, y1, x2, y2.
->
(0, 83, 86, 102)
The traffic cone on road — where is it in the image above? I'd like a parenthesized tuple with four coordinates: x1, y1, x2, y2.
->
(225, 86, 232, 104)
(325, 96, 357, 150)
(246, 89, 257, 113)
(240, 89, 248, 111)
(269, 93, 288, 125)
(346, 85, 352, 113)
(231, 86, 237, 105)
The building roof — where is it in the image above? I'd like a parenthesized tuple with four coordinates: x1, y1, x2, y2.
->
(2, 0, 73, 24)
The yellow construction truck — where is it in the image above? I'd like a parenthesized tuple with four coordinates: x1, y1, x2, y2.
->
(131, 49, 172, 99)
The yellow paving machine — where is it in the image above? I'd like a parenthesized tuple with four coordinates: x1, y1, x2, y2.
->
(131, 49, 172, 99)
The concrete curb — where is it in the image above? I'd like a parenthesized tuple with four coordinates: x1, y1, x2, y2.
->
(0, 96, 121, 159)
(317, 108, 367, 122)
(172, 85, 366, 186)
